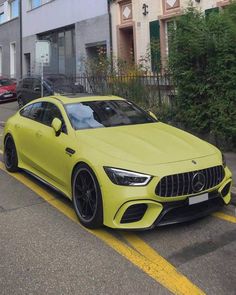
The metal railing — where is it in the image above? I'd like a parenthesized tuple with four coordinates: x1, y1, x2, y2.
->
(74, 74, 176, 108)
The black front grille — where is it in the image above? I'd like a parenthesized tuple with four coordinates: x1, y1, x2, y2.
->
(156, 165, 224, 197)
(121, 204, 147, 224)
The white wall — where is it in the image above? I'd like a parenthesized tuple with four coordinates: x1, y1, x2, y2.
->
(0, 46, 2, 75)
(182, 0, 219, 11)
(22, 0, 108, 37)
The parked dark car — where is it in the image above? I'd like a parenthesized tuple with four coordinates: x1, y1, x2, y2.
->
(0, 77, 17, 103)
(16, 75, 84, 108)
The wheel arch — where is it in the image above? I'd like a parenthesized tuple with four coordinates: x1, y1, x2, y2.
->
(71, 161, 101, 187)
(70, 160, 103, 198)
(4, 132, 14, 144)
(71, 161, 87, 186)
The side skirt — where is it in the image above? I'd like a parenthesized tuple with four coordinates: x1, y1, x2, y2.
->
(22, 168, 71, 200)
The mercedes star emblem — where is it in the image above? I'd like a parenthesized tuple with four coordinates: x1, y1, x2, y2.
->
(192, 172, 205, 192)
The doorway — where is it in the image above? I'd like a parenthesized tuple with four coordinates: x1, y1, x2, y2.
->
(24, 53, 31, 76)
(118, 26, 134, 63)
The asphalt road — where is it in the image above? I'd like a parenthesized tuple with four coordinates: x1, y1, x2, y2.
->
(0, 101, 235, 295)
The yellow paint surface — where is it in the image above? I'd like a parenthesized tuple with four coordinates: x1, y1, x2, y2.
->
(122, 233, 205, 295)
(212, 212, 236, 224)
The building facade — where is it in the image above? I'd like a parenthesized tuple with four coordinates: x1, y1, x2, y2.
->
(0, 0, 21, 78)
(110, 0, 230, 72)
(0, 0, 231, 79)
(21, 0, 110, 77)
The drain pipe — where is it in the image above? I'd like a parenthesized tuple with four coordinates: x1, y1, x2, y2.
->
(108, 0, 113, 71)
(19, 0, 23, 79)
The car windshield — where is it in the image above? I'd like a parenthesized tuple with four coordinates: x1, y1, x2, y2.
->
(65, 100, 157, 130)
(0, 79, 13, 86)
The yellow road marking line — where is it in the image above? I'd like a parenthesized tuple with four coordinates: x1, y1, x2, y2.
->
(0, 149, 3, 155)
(122, 233, 205, 295)
(0, 161, 205, 295)
(212, 212, 236, 223)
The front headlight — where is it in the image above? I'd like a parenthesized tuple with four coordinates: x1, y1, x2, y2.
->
(104, 167, 152, 186)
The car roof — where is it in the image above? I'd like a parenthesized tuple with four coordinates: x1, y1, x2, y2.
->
(36, 94, 125, 105)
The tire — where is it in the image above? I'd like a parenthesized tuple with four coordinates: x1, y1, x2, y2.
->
(72, 163, 103, 229)
(17, 96, 25, 109)
(4, 135, 19, 172)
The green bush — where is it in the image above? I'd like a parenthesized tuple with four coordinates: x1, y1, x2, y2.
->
(168, 3, 236, 150)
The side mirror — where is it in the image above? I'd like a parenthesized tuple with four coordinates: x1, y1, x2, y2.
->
(149, 111, 158, 120)
(34, 87, 41, 92)
(51, 118, 62, 137)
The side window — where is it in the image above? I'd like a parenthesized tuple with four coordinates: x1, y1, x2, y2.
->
(22, 78, 34, 90)
(41, 102, 67, 133)
(33, 79, 41, 91)
(20, 104, 33, 118)
(28, 102, 46, 122)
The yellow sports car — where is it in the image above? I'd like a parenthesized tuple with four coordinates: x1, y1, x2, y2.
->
(3, 95, 232, 229)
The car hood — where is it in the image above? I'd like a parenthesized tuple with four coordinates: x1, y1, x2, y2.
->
(76, 122, 217, 165)
(0, 85, 15, 93)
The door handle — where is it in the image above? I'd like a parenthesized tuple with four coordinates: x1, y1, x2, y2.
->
(36, 130, 42, 138)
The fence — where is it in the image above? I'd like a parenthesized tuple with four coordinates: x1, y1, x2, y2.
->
(74, 74, 176, 108)
(17, 72, 176, 110)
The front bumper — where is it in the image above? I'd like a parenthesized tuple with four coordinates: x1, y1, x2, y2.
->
(101, 166, 232, 230)
(0, 92, 16, 102)
(154, 191, 225, 227)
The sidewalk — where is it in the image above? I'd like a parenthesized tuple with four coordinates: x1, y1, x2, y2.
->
(225, 152, 236, 203)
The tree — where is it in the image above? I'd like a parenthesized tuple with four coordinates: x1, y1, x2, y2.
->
(168, 3, 236, 149)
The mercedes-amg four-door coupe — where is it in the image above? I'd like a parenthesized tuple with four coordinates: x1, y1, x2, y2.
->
(3, 95, 232, 229)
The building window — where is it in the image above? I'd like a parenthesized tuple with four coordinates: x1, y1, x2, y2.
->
(0, 47, 2, 76)
(38, 26, 76, 77)
(10, 0, 19, 19)
(31, 0, 42, 9)
(149, 20, 160, 73)
(165, 20, 176, 57)
(205, 7, 219, 17)
(10, 42, 16, 78)
(0, 12, 5, 24)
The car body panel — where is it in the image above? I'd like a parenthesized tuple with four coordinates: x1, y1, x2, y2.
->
(75, 123, 217, 166)
(4, 95, 232, 229)
(0, 78, 17, 102)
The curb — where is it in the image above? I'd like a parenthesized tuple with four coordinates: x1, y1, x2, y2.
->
(0, 121, 5, 128)
(231, 186, 236, 206)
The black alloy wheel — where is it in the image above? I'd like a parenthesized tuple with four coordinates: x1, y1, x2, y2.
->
(72, 164, 103, 229)
(4, 135, 19, 172)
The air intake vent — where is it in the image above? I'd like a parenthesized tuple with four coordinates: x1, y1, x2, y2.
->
(156, 166, 224, 197)
(121, 204, 147, 224)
